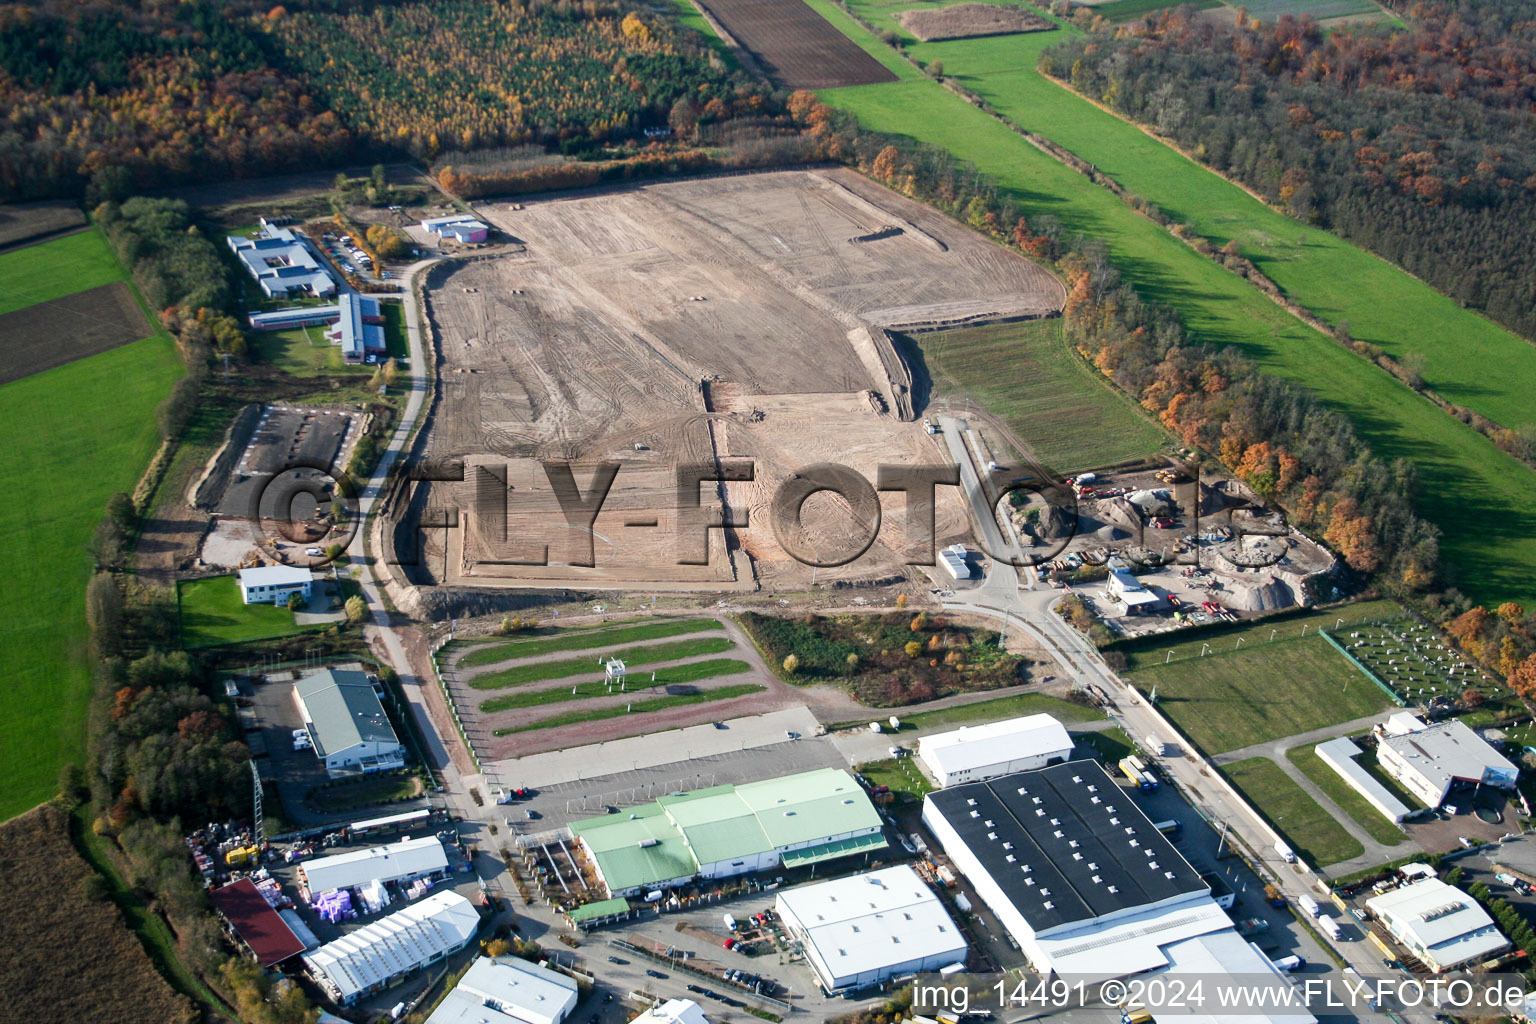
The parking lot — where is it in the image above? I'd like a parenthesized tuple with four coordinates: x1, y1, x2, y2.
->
(217, 404, 360, 517)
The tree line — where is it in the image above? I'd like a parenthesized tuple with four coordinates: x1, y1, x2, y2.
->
(1040, 3, 1536, 342)
(0, 0, 754, 199)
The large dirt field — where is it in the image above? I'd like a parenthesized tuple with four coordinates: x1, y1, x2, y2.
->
(898, 4, 1053, 40)
(0, 805, 196, 1024)
(414, 169, 1063, 592)
(0, 199, 85, 249)
(0, 282, 150, 385)
(693, 0, 900, 88)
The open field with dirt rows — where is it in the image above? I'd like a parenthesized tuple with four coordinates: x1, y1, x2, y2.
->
(412, 168, 1063, 592)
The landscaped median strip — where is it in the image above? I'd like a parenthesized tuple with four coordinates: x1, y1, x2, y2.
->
(456, 617, 722, 668)
(479, 658, 755, 713)
(492, 681, 766, 736)
(466, 635, 736, 690)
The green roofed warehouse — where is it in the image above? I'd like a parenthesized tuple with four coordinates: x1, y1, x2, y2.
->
(569, 768, 887, 897)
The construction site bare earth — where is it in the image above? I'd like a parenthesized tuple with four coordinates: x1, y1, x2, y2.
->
(412, 169, 1065, 591)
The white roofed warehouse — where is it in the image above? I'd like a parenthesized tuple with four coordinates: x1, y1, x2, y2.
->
(297, 836, 447, 896)
(291, 668, 406, 777)
(303, 890, 480, 1004)
(775, 866, 966, 993)
(1375, 716, 1518, 808)
(1366, 877, 1509, 973)
(918, 714, 1073, 787)
(424, 955, 580, 1024)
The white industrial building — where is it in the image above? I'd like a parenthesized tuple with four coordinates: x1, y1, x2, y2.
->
(421, 214, 489, 243)
(238, 564, 313, 605)
(918, 714, 1074, 788)
(634, 1000, 710, 1024)
(775, 866, 966, 993)
(1315, 736, 1412, 823)
(424, 955, 580, 1024)
(1376, 714, 1517, 808)
(292, 669, 406, 776)
(1366, 877, 1509, 973)
(922, 761, 1314, 1023)
(1107, 570, 1162, 614)
(327, 292, 386, 364)
(228, 226, 336, 298)
(938, 544, 975, 580)
(298, 836, 448, 896)
(303, 890, 480, 1004)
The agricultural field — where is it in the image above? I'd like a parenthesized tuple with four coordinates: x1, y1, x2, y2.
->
(1233, 0, 1383, 19)
(456, 617, 723, 668)
(1287, 743, 1408, 848)
(0, 229, 126, 315)
(0, 282, 152, 385)
(694, 0, 902, 87)
(176, 576, 322, 648)
(740, 610, 1028, 707)
(897, 3, 1052, 41)
(1222, 757, 1364, 867)
(1086, 0, 1222, 20)
(0, 805, 196, 1024)
(0, 330, 180, 819)
(0, 199, 84, 248)
(819, 56, 1536, 607)
(911, 318, 1167, 471)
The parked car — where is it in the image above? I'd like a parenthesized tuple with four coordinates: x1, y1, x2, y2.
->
(608, 956, 627, 965)
(646, 970, 668, 979)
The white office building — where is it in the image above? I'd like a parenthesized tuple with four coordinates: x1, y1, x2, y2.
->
(775, 866, 966, 993)
(1376, 716, 1518, 808)
(424, 955, 580, 1024)
(237, 565, 313, 605)
(292, 669, 406, 776)
(918, 714, 1074, 788)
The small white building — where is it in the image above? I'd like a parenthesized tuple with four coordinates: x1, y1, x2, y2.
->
(775, 866, 966, 993)
(1376, 717, 1518, 808)
(1107, 570, 1162, 614)
(237, 565, 313, 605)
(297, 836, 448, 896)
(938, 543, 975, 580)
(292, 669, 406, 776)
(303, 890, 480, 1004)
(424, 955, 580, 1024)
(421, 214, 489, 243)
(1316, 736, 1412, 823)
(918, 714, 1074, 788)
(1366, 877, 1509, 973)
(634, 1000, 711, 1024)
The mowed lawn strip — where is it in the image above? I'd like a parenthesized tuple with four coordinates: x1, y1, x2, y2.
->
(1127, 636, 1390, 756)
(1287, 743, 1408, 847)
(493, 682, 766, 735)
(0, 230, 126, 315)
(458, 618, 722, 668)
(878, 690, 1104, 732)
(820, 37, 1536, 607)
(913, 319, 1166, 470)
(176, 576, 322, 648)
(480, 657, 755, 713)
(466, 636, 736, 689)
(1222, 757, 1364, 867)
(0, 335, 181, 819)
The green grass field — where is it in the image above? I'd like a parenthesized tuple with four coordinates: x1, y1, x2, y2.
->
(879, 690, 1103, 733)
(380, 300, 409, 361)
(0, 336, 182, 820)
(457, 618, 722, 668)
(480, 657, 754, 713)
(856, 757, 934, 803)
(818, 10, 1536, 607)
(1238, 0, 1381, 18)
(914, 319, 1167, 470)
(1222, 757, 1364, 866)
(492, 682, 765, 736)
(1125, 635, 1392, 755)
(1091, 0, 1221, 20)
(252, 322, 360, 375)
(1114, 598, 1403, 669)
(1287, 743, 1407, 847)
(466, 636, 737, 690)
(176, 576, 321, 648)
(0, 231, 126, 315)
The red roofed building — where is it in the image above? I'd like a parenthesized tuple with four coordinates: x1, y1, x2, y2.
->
(211, 878, 306, 967)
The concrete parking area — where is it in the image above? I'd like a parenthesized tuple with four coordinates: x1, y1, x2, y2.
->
(217, 404, 360, 517)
